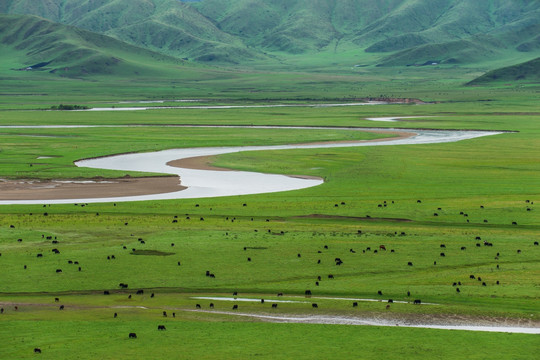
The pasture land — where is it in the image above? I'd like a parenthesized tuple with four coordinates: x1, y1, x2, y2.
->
(0, 87, 539, 358)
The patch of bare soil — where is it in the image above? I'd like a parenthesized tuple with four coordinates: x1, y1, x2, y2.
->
(0, 176, 184, 201)
(167, 156, 232, 171)
(1, 128, 412, 200)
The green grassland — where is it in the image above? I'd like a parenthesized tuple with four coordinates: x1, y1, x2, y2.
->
(0, 94, 539, 358)
(2, 319, 537, 360)
(1, 2, 539, 358)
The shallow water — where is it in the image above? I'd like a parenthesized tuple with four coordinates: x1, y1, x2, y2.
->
(192, 296, 308, 304)
(188, 310, 540, 334)
(217, 312, 540, 334)
(82, 101, 388, 111)
(365, 116, 428, 122)
(0, 126, 503, 204)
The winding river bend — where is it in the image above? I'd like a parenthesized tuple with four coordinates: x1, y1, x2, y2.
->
(0, 126, 504, 204)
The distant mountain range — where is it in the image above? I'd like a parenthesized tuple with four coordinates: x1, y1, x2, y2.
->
(1, 0, 539, 81)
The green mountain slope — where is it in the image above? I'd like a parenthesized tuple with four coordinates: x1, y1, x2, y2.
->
(194, 0, 540, 63)
(2, 0, 540, 68)
(0, 0, 262, 63)
(0, 13, 195, 77)
(467, 57, 540, 84)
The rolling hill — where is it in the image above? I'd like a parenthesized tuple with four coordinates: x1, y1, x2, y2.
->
(0, 0, 263, 63)
(1, 0, 540, 70)
(467, 57, 540, 84)
(0, 13, 199, 77)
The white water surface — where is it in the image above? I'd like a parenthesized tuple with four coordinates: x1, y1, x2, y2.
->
(365, 116, 429, 122)
(81, 101, 388, 111)
(197, 311, 540, 334)
(192, 296, 308, 304)
(0, 125, 504, 205)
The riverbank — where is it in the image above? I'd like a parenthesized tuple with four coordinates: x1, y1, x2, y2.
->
(0, 126, 503, 204)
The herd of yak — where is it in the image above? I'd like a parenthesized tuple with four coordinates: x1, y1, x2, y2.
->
(1, 198, 536, 350)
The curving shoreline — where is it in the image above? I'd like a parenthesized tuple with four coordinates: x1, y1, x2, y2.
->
(0, 126, 504, 204)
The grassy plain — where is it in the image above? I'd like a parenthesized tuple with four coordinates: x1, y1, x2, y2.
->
(0, 75, 539, 358)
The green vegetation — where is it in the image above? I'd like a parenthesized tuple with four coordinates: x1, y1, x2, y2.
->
(468, 57, 540, 85)
(0, 319, 537, 359)
(2, 0, 540, 69)
(0, 123, 385, 179)
(0, 99, 539, 358)
(1, 1, 539, 358)
(0, 14, 203, 77)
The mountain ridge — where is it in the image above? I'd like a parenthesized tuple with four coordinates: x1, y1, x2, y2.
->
(1, 0, 540, 71)
(0, 13, 199, 77)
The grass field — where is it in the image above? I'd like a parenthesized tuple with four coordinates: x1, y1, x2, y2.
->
(0, 73, 539, 358)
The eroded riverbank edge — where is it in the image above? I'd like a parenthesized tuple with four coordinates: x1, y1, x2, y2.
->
(0, 128, 409, 201)
(0, 126, 506, 204)
(167, 128, 413, 171)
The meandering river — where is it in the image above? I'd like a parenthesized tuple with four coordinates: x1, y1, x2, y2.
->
(0, 125, 503, 204)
